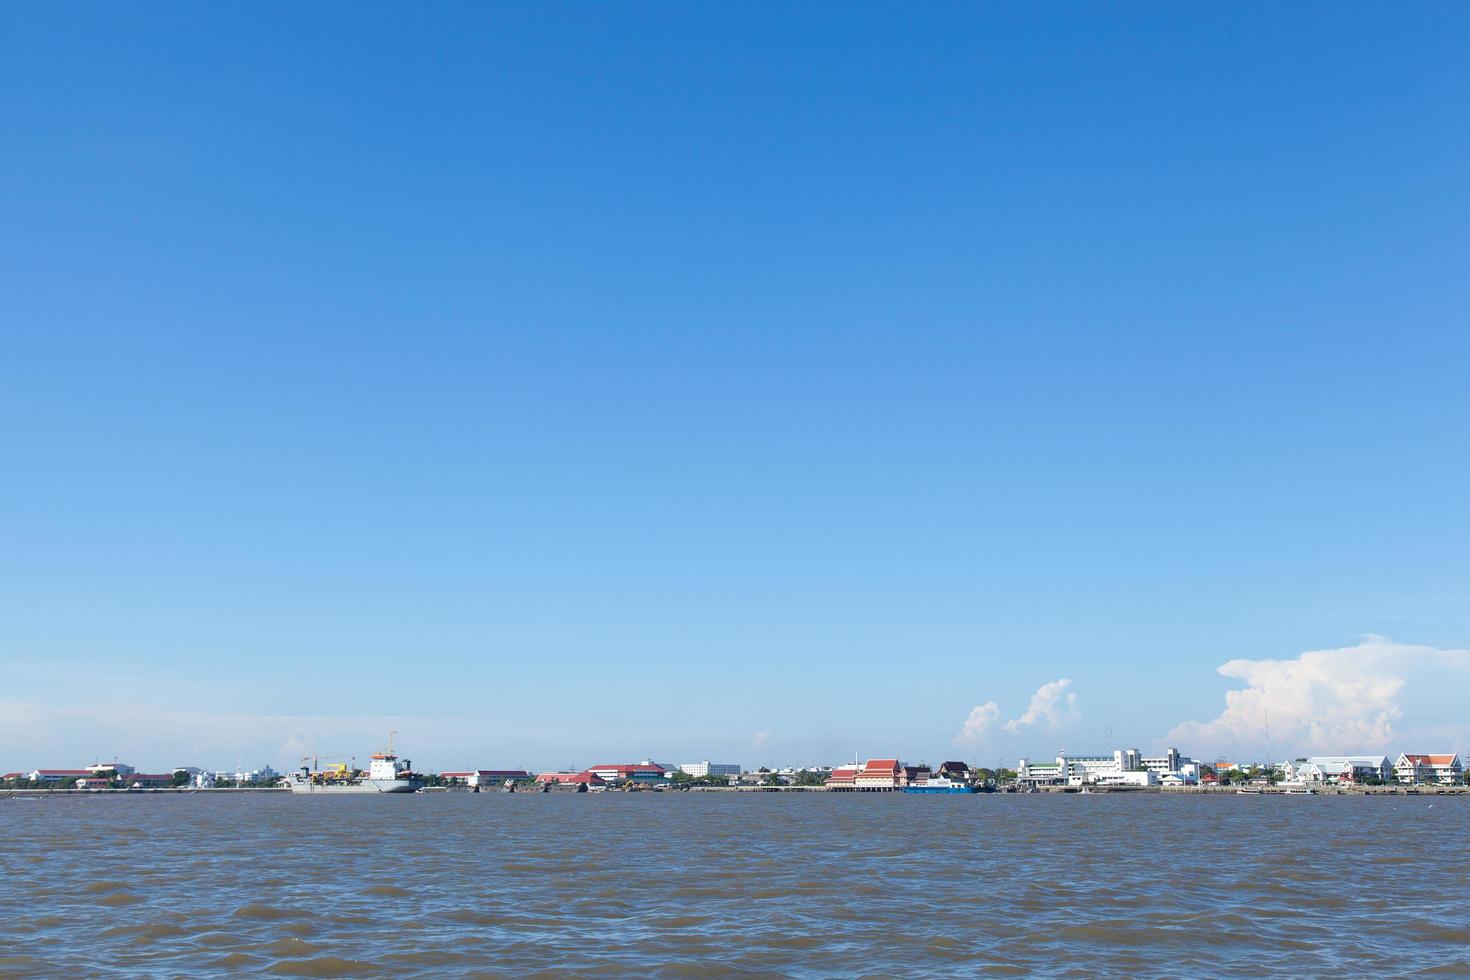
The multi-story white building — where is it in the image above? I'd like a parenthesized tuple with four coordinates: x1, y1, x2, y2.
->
(217, 766, 279, 784)
(678, 762, 742, 778)
(1015, 751, 1134, 786)
(1014, 758, 1066, 786)
(1394, 753, 1463, 785)
(1017, 748, 1198, 787)
(172, 766, 215, 788)
(1140, 748, 1201, 782)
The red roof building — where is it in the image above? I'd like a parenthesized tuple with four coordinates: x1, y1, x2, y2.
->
(827, 758, 910, 790)
(855, 758, 903, 789)
(1395, 753, 1464, 785)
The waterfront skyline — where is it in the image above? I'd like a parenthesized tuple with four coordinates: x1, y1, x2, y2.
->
(5, 8, 1470, 773)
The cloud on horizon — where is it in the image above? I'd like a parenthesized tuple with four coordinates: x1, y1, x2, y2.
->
(1003, 678, 1079, 733)
(1168, 635, 1470, 756)
(953, 701, 1000, 747)
(953, 679, 1080, 748)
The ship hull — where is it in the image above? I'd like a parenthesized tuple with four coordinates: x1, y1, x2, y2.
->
(286, 777, 420, 794)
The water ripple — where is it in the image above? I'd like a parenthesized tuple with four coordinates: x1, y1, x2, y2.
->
(2, 793, 1466, 976)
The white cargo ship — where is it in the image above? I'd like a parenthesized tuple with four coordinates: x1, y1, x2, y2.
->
(286, 734, 422, 794)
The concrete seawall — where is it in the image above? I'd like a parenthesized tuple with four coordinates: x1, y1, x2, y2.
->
(0, 787, 287, 796)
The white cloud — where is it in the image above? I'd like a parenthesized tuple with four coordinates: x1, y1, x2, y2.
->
(1003, 679, 1079, 733)
(1167, 635, 1470, 756)
(953, 701, 1000, 746)
(752, 730, 773, 750)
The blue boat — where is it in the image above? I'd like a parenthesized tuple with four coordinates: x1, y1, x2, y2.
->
(903, 778, 977, 794)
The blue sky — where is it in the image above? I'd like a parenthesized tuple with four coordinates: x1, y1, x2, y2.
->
(3, 6, 1468, 772)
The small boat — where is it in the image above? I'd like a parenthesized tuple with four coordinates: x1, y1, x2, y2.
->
(1236, 788, 1263, 795)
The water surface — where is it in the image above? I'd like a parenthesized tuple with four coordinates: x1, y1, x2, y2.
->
(3, 792, 1465, 976)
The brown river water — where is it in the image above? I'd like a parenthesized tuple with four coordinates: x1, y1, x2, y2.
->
(2, 791, 1466, 977)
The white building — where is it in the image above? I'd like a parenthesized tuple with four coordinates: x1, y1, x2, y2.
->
(1394, 753, 1463, 785)
(87, 761, 135, 776)
(1141, 748, 1201, 783)
(678, 762, 742, 778)
(1092, 769, 1158, 787)
(439, 769, 532, 787)
(172, 766, 215, 788)
(1014, 758, 1067, 786)
(1017, 747, 1198, 787)
(1301, 756, 1392, 784)
(1016, 751, 1135, 786)
(217, 766, 279, 784)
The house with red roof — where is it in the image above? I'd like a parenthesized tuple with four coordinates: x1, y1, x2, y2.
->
(1394, 753, 1463, 786)
(855, 758, 904, 789)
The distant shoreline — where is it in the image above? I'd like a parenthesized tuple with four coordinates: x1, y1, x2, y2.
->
(4, 785, 1466, 798)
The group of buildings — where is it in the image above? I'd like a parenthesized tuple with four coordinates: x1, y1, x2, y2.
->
(1015, 748, 1203, 788)
(823, 758, 971, 790)
(0, 762, 278, 789)
(7, 750, 1465, 793)
(1282, 753, 1464, 786)
(441, 761, 747, 790)
(1012, 749, 1466, 788)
